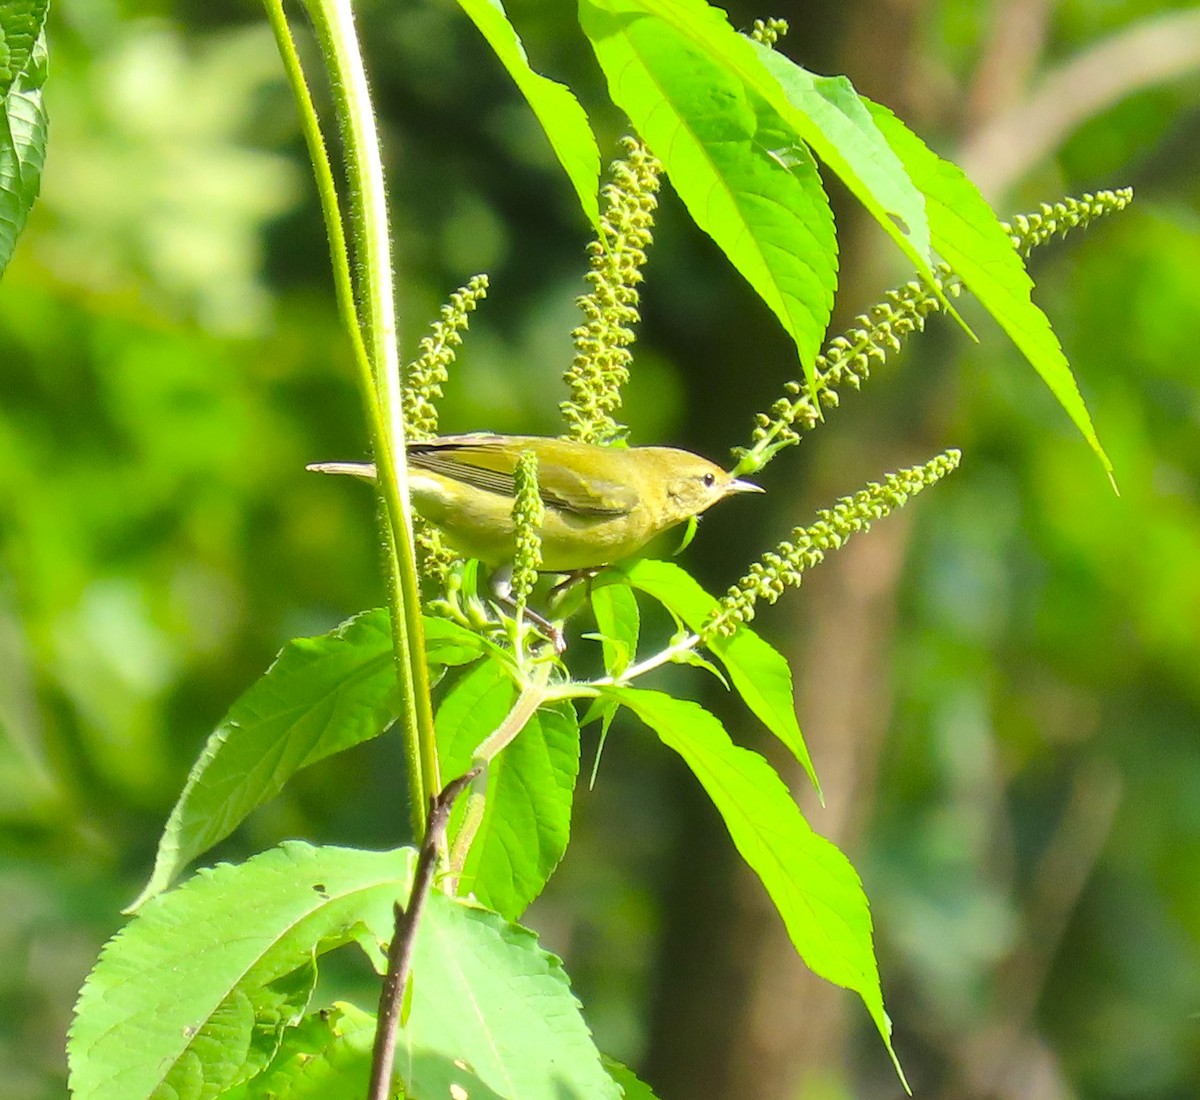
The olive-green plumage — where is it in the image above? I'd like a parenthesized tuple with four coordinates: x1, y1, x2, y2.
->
(309, 433, 761, 571)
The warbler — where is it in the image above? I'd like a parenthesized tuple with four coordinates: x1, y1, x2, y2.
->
(308, 433, 762, 572)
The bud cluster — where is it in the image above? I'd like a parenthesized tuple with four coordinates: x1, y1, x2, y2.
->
(403, 275, 489, 584)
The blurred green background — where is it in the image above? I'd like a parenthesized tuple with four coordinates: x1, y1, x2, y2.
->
(2, 1, 1198, 1097)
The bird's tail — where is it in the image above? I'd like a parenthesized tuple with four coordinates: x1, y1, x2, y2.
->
(306, 461, 377, 481)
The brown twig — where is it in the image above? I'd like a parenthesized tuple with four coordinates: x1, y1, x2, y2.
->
(960, 8, 1200, 201)
(367, 767, 481, 1100)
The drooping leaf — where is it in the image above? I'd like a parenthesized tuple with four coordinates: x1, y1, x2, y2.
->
(399, 890, 621, 1100)
(619, 558, 818, 793)
(0, 24, 48, 276)
(864, 97, 1113, 480)
(604, 688, 904, 1084)
(130, 610, 421, 909)
(70, 844, 416, 1100)
(437, 658, 579, 919)
(590, 573, 641, 677)
(745, 37, 935, 283)
(578, 0, 837, 394)
(579, 0, 943, 395)
(458, 0, 602, 232)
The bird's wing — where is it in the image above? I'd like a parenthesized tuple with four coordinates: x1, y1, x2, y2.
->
(408, 436, 637, 517)
(538, 459, 639, 516)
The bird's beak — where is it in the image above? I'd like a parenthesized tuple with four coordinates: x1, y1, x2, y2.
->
(727, 478, 764, 494)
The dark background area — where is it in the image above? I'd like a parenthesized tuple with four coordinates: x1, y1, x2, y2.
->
(2, 1, 1199, 1097)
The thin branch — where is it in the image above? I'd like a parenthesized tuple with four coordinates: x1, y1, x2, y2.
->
(261, 0, 371, 390)
(367, 768, 480, 1100)
(964, 0, 1053, 128)
(472, 680, 551, 763)
(961, 8, 1200, 201)
(590, 632, 700, 687)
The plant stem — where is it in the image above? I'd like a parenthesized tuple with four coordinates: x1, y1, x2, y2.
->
(591, 632, 701, 686)
(368, 769, 480, 1100)
(262, 0, 371, 385)
(293, 0, 441, 834)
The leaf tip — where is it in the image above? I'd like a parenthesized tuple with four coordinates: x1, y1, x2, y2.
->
(122, 876, 162, 915)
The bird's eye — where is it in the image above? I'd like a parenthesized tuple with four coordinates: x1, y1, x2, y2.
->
(703, 472, 716, 488)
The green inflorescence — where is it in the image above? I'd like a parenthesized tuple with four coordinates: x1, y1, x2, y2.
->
(732, 189, 1134, 476)
(706, 449, 962, 637)
(404, 273, 489, 442)
(732, 266, 962, 473)
(1006, 188, 1134, 258)
(561, 137, 662, 446)
(510, 449, 544, 608)
(403, 274, 489, 586)
(751, 17, 789, 46)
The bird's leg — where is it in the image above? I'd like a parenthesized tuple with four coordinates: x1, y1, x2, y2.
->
(489, 565, 566, 654)
(548, 566, 604, 602)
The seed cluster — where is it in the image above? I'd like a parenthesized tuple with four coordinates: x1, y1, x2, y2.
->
(735, 268, 961, 471)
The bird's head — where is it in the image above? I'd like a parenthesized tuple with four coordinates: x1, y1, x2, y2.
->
(649, 449, 763, 523)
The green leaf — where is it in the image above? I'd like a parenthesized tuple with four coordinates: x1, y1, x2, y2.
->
(604, 1057, 662, 1098)
(588, 700, 618, 789)
(437, 659, 580, 919)
(401, 890, 620, 1100)
(458, 0, 602, 232)
(746, 39, 936, 285)
(0, 25, 47, 276)
(578, 0, 837, 393)
(864, 98, 1112, 480)
(437, 657, 520, 761)
(619, 559, 819, 794)
(224, 1002, 374, 1100)
(130, 610, 402, 910)
(603, 688, 903, 1083)
(590, 574, 641, 677)
(177, 961, 317, 1097)
(69, 844, 417, 1100)
(0, 0, 49, 99)
(672, 644, 729, 688)
(579, 0, 941, 394)
(424, 613, 491, 668)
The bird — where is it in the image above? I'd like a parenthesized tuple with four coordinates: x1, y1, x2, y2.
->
(308, 432, 762, 572)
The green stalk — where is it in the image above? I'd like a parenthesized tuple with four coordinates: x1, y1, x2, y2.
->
(267, 0, 440, 834)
